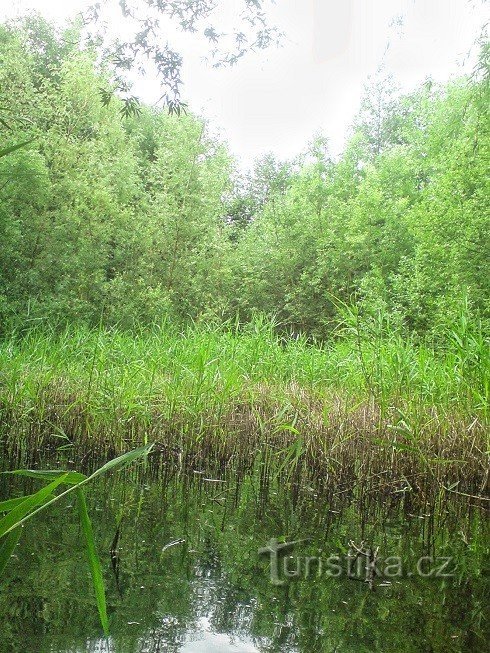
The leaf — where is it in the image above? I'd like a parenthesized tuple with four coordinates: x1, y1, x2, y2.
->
(0, 497, 32, 512)
(99, 87, 113, 107)
(0, 494, 52, 512)
(0, 474, 69, 539)
(76, 488, 109, 636)
(274, 424, 300, 435)
(446, 481, 460, 491)
(0, 445, 153, 535)
(88, 444, 153, 480)
(0, 527, 22, 576)
(0, 139, 35, 158)
(5, 470, 87, 485)
(120, 96, 141, 118)
(0, 445, 153, 636)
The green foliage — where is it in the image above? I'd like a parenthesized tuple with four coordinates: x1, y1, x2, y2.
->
(0, 16, 487, 650)
(0, 18, 488, 343)
(0, 317, 487, 427)
(0, 19, 232, 331)
(0, 445, 153, 635)
(0, 139, 35, 158)
(228, 72, 489, 337)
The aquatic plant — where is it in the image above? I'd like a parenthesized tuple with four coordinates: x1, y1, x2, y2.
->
(0, 444, 153, 635)
(0, 319, 487, 509)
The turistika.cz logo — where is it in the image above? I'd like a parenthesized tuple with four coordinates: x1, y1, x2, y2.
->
(258, 538, 456, 586)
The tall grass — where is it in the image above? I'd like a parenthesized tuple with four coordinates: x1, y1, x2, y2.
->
(0, 317, 488, 506)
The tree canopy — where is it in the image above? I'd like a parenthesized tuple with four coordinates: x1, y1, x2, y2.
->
(0, 17, 488, 337)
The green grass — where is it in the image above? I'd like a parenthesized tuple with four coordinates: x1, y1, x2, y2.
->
(0, 317, 488, 504)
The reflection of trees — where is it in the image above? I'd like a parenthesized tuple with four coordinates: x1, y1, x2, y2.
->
(0, 474, 486, 653)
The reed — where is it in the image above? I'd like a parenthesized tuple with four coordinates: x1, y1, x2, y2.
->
(0, 317, 488, 507)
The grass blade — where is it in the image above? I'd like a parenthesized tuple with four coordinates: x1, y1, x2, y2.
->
(76, 488, 109, 636)
(88, 444, 153, 480)
(0, 445, 153, 536)
(0, 139, 35, 157)
(0, 474, 68, 539)
(0, 494, 54, 512)
(4, 470, 87, 484)
(0, 497, 34, 512)
(0, 447, 152, 635)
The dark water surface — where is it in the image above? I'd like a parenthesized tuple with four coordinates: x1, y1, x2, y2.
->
(0, 466, 488, 652)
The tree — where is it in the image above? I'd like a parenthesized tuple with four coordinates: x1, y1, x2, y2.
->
(0, 17, 488, 339)
(0, 20, 232, 330)
(81, 0, 282, 115)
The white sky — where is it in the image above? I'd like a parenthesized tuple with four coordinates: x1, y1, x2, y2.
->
(1, 0, 488, 168)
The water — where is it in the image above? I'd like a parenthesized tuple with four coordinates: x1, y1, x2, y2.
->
(0, 468, 487, 652)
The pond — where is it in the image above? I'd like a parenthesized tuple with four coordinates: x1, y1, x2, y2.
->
(0, 465, 487, 652)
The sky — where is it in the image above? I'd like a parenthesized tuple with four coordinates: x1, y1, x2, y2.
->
(1, 0, 488, 168)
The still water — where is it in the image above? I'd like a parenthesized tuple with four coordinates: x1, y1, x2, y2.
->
(0, 468, 487, 652)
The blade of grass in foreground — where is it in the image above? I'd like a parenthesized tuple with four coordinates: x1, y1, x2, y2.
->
(76, 488, 109, 637)
(0, 496, 42, 512)
(0, 474, 69, 539)
(0, 445, 153, 635)
(0, 494, 55, 513)
(0, 138, 35, 158)
(6, 470, 87, 484)
(0, 444, 153, 537)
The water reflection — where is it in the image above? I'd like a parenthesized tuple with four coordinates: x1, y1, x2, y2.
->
(89, 617, 261, 653)
(0, 470, 487, 652)
(182, 618, 259, 652)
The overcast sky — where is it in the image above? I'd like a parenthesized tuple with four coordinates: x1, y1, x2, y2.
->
(1, 0, 488, 168)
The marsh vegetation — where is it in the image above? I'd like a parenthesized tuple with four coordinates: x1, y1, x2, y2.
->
(0, 9, 488, 652)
